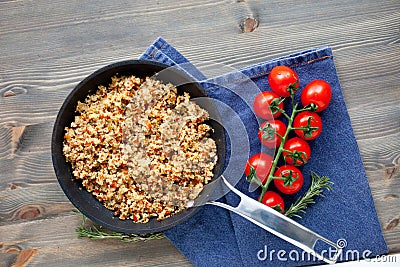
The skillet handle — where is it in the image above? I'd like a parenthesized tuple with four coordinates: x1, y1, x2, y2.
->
(208, 176, 342, 264)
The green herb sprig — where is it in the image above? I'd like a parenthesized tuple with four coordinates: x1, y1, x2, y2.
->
(75, 213, 164, 242)
(284, 171, 333, 218)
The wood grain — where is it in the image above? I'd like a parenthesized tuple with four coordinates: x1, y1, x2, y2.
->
(1, 0, 399, 266)
(0, 213, 190, 267)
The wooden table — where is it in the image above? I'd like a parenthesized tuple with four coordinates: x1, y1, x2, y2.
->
(1, 0, 399, 266)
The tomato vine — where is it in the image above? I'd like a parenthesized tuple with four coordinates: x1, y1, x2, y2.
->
(247, 66, 333, 217)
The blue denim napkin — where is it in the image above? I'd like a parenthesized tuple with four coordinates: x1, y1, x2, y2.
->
(139, 37, 388, 266)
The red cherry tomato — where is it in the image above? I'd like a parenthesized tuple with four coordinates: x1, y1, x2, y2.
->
(301, 80, 332, 112)
(258, 120, 287, 148)
(282, 137, 311, 166)
(245, 153, 273, 184)
(273, 165, 304, 194)
(268, 66, 299, 97)
(258, 191, 285, 212)
(293, 111, 322, 140)
(253, 91, 284, 119)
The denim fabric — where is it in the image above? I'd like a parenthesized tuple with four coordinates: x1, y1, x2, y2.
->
(140, 42, 207, 81)
(140, 37, 388, 266)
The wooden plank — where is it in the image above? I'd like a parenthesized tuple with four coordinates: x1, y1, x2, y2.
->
(369, 167, 400, 252)
(0, 213, 191, 266)
(0, 0, 397, 66)
(0, 183, 72, 225)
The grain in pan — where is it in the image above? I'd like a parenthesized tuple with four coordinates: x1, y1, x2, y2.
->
(63, 76, 217, 223)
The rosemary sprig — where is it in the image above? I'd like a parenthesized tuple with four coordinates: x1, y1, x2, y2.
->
(284, 171, 333, 218)
(75, 213, 164, 242)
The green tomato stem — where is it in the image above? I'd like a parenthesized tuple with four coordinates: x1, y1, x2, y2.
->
(258, 90, 299, 201)
(295, 105, 317, 113)
(291, 126, 319, 131)
(275, 132, 285, 142)
(276, 107, 291, 120)
(271, 176, 286, 180)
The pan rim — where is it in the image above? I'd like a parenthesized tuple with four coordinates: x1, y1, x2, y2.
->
(51, 59, 226, 234)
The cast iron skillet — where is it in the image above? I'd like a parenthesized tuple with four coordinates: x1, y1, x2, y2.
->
(52, 60, 226, 234)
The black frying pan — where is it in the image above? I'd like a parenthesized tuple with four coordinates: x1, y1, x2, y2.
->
(51, 60, 226, 234)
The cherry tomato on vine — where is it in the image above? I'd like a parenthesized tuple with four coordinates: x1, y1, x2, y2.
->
(301, 80, 332, 112)
(282, 137, 311, 166)
(273, 165, 304, 195)
(258, 191, 285, 212)
(245, 153, 273, 184)
(293, 111, 322, 140)
(258, 120, 287, 148)
(253, 91, 284, 119)
(268, 66, 299, 97)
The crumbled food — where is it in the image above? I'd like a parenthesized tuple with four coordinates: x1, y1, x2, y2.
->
(63, 76, 217, 223)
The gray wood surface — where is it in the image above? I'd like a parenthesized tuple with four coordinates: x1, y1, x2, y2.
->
(1, 0, 399, 266)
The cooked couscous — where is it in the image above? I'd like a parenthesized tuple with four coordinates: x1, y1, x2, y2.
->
(63, 76, 217, 223)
